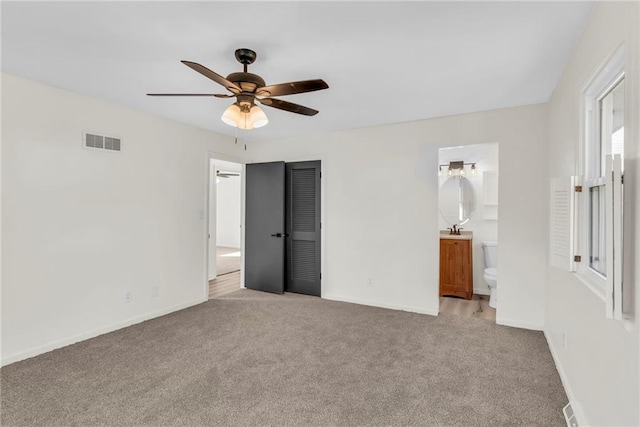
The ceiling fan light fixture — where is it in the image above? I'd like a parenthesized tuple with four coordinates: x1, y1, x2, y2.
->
(221, 104, 268, 130)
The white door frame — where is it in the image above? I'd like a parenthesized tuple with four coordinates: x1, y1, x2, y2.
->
(204, 151, 245, 300)
(208, 159, 217, 281)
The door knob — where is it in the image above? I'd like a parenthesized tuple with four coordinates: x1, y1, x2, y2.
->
(270, 233, 289, 238)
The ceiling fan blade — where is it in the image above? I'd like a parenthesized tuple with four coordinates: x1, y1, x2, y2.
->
(258, 98, 319, 116)
(256, 79, 328, 97)
(181, 60, 242, 94)
(147, 93, 233, 97)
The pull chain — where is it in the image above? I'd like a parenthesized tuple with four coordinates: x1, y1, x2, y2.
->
(243, 114, 248, 150)
(244, 128, 247, 151)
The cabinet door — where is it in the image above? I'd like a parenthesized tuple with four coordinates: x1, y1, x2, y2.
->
(439, 239, 472, 299)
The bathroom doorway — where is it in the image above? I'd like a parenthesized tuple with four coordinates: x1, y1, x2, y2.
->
(437, 143, 499, 322)
(208, 158, 243, 299)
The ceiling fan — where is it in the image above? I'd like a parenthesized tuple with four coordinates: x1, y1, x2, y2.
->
(147, 48, 329, 130)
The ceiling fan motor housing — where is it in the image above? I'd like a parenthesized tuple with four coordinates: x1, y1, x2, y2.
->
(226, 72, 266, 94)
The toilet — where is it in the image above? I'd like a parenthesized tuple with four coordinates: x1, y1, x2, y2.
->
(481, 241, 498, 308)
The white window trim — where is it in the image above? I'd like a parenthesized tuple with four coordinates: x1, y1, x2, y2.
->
(576, 46, 625, 301)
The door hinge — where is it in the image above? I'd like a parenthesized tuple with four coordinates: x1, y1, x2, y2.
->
(575, 186, 582, 193)
(574, 255, 581, 262)
(320, 273, 322, 280)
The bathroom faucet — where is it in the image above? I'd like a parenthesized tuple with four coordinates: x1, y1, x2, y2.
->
(448, 225, 463, 235)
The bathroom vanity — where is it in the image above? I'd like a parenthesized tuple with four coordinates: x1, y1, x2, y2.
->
(439, 231, 473, 300)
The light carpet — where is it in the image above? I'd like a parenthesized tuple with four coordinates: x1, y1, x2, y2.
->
(1, 290, 567, 426)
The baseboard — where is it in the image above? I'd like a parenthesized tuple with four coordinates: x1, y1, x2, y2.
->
(322, 294, 439, 316)
(495, 316, 543, 331)
(473, 288, 490, 296)
(544, 330, 586, 427)
(1, 298, 206, 366)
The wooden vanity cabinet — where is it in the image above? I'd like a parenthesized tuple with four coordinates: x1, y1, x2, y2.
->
(439, 237, 473, 300)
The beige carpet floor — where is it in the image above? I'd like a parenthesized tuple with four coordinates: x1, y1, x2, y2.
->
(216, 246, 240, 276)
(1, 290, 567, 426)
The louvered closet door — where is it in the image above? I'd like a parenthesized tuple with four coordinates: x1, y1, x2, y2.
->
(285, 161, 321, 296)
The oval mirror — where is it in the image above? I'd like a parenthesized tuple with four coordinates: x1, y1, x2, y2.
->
(439, 176, 476, 226)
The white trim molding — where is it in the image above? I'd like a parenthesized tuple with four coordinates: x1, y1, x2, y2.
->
(323, 294, 439, 316)
(544, 330, 586, 427)
(496, 317, 544, 331)
(1, 298, 207, 367)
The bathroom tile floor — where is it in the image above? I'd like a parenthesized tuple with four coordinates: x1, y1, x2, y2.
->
(439, 294, 496, 322)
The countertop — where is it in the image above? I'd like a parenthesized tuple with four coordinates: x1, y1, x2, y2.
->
(440, 230, 473, 240)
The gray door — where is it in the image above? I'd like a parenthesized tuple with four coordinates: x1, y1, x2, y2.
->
(285, 161, 321, 296)
(245, 162, 285, 294)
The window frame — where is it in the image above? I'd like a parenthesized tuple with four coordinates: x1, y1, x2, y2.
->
(578, 47, 625, 300)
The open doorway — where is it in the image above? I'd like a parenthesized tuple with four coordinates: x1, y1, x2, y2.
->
(437, 143, 498, 322)
(208, 158, 242, 299)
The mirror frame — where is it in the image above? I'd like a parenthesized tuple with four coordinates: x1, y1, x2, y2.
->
(439, 175, 476, 226)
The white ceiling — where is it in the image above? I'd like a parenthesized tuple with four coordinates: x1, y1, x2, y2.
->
(1, 1, 594, 142)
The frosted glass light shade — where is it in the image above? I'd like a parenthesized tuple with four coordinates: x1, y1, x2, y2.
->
(250, 106, 268, 128)
(221, 104, 268, 130)
(221, 104, 244, 128)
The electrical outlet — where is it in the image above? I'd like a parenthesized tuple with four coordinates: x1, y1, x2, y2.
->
(366, 277, 373, 287)
(151, 286, 159, 298)
(125, 292, 132, 303)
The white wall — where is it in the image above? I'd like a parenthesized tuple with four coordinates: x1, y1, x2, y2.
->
(546, 2, 640, 426)
(1, 74, 243, 365)
(438, 143, 499, 295)
(248, 104, 548, 329)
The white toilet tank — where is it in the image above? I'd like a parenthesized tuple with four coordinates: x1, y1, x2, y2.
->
(481, 241, 498, 268)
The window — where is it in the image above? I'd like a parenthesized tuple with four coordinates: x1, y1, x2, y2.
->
(585, 77, 624, 279)
(579, 48, 625, 319)
(549, 48, 626, 320)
